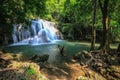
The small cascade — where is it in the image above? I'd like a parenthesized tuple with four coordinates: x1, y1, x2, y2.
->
(11, 19, 63, 45)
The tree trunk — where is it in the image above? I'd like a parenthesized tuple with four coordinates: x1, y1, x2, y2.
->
(91, 0, 97, 51)
(99, 16, 109, 52)
(98, 0, 109, 53)
(4, 34, 8, 45)
(1, 25, 9, 45)
(117, 43, 120, 52)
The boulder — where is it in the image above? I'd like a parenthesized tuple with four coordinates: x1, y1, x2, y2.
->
(30, 54, 49, 63)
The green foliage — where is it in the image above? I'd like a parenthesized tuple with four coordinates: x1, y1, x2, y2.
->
(0, 0, 46, 25)
(61, 0, 92, 23)
(44, 14, 53, 21)
(45, 0, 65, 21)
(27, 65, 36, 75)
(62, 23, 74, 39)
(108, 0, 120, 41)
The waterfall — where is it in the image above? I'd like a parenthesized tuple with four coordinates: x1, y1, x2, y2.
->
(11, 19, 63, 45)
(12, 24, 18, 43)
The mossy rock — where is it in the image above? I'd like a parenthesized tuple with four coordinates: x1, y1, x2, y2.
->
(0, 61, 48, 80)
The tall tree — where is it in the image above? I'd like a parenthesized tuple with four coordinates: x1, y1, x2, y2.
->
(117, 44, 120, 52)
(91, 0, 97, 50)
(98, 0, 109, 52)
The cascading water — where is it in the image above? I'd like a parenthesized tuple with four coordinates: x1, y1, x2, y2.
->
(11, 19, 63, 46)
